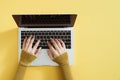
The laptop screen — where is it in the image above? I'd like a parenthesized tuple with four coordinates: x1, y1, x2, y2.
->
(12, 14, 77, 27)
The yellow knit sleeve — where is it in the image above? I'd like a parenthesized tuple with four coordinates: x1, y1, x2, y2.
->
(53, 53, 69, 66)
(20, 50, 37, 66)
(53, 52, 73, 80)
(14, 50, 37, 80)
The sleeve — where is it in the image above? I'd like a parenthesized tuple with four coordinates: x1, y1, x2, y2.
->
(14, 50, 37, 80)
(53, 52, 73, 80)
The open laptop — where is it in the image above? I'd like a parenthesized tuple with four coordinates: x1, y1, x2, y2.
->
(12, 14, 77, 66)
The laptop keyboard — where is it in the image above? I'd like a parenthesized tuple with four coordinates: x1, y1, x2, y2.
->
(21, 30, 71, 49)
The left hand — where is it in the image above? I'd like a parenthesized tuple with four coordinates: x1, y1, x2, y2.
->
(22, 35, 41, 57)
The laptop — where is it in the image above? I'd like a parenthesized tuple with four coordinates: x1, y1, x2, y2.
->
(12, 14, 77, 66)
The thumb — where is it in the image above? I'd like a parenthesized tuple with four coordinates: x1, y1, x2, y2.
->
(35, 47, 42, 57)
(47, 50, 54, 59)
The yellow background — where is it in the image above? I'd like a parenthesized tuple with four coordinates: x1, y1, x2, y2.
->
(0, 0, 120, 80)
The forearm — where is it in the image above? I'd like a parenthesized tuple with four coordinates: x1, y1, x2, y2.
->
(14, 50, 36, 80)
(53, 53, 73, 80)
(14, 64, 27, 80)
(60, 64, 73, 80)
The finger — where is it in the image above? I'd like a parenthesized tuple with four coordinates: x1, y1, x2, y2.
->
(22, 37, 27, 50)
(54, 39, 62, 48)
(25, 35, 32, 50)
(35, 47, 42, 57)
(31, 40, 40, 54)
(47, 50, 54, 59)
(50, 38, 60, 51)
(47, 41, 58, 56)
(58, 39, 66, 48)
(28, 36, 35, 49)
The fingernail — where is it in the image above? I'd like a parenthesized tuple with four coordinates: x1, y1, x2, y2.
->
(39, 47, 42, 49)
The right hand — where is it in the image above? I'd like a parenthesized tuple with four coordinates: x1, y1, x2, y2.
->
(47, 38, 67, 59)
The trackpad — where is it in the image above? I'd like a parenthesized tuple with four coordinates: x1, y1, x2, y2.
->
(30, 49, 58, 66)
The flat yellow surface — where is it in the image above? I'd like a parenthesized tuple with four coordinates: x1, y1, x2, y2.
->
(0, 0, 120, 80)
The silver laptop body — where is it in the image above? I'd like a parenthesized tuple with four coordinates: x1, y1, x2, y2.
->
(13, 14, 77, 66)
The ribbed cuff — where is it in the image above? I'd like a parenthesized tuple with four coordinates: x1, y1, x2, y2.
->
(53, 52, 69, 66)
(19, 50, 37, 66)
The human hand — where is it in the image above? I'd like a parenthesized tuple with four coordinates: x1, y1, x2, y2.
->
(22, 35, 41, 57)
(20, 35, 41, 66)
(47, 38, 67, 59)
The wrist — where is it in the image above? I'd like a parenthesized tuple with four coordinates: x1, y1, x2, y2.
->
(20, 50, 37, 66)
(53, 52, 69, 66)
